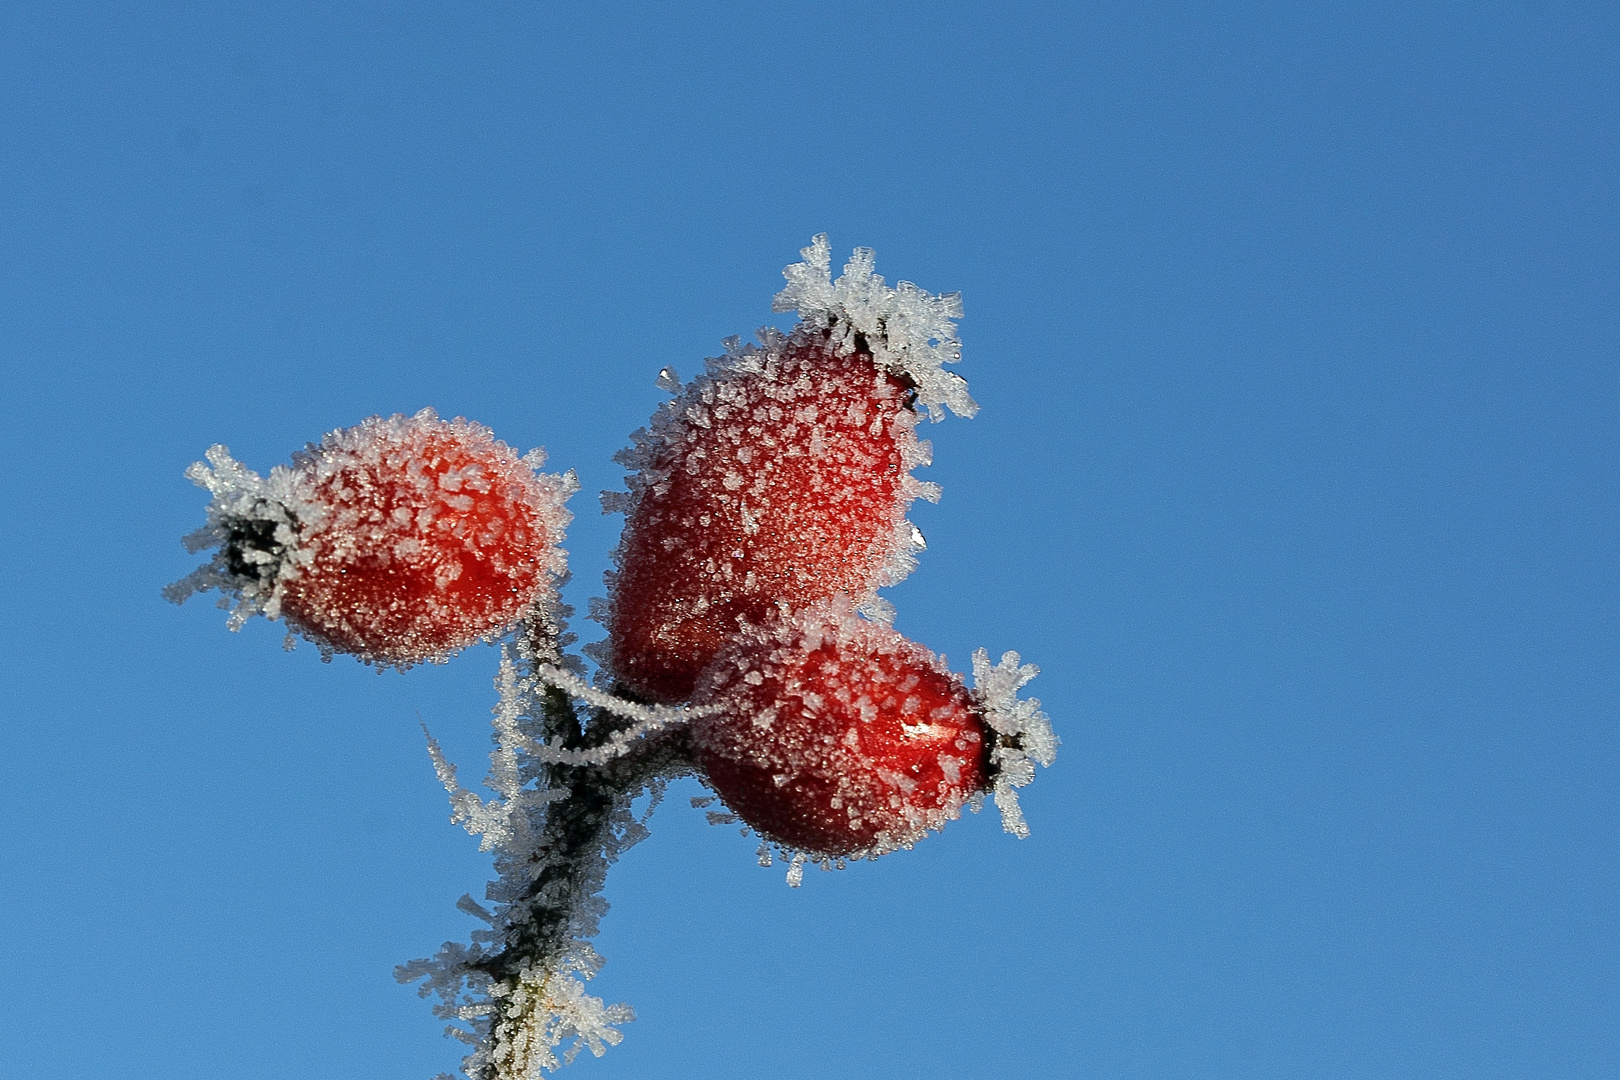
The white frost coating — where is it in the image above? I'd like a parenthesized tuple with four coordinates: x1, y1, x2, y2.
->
(526, 664, 721, 766)
(774, 234, 977, 422)
(401, 620, 690, 1079)
(971, 649, 1059, 839)
(160, 444, 316, 628)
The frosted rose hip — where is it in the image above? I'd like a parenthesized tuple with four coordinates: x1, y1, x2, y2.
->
(689, 604, 989, 859)
(166, 409, 573, 667)
(601, 236, 972, 702)
(604, 340, 930, 702)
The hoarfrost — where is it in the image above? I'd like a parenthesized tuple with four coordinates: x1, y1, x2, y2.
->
(399, 609, 694, 1079)
(774, 234, 977, 422)
(971, 649, 1059, 839)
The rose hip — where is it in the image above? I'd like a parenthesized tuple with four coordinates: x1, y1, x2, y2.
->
(603, 339, 932, 702)
(690, 603, 989, 859)
(167, 408, 573, 668)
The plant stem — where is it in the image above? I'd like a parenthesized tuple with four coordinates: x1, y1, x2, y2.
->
(472, 615, 691, 987)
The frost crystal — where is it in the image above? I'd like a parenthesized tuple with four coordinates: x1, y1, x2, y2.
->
(971, 649, 1059, 839)
(399, 612, 699, 1079)
(774, 234, 977, 422)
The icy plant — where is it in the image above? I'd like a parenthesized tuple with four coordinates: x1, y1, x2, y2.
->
(164, 410, 574, 667)
(168, 236, 1056, 1079)
(690, 599, 994, 859)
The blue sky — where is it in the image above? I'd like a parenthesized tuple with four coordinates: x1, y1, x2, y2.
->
(1, 3, 1615, 1078)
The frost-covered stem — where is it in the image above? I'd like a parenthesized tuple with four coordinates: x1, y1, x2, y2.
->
(471, 616, 692, 1024)
(473, 726, 683, 987)
(405, 603, 699, 1078)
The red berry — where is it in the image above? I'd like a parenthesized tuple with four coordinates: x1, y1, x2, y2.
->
(603, 339, 931, 702)
(167, 409, 573, 667)
(689, 603, 990, 859)
(602, 236, 974, 703)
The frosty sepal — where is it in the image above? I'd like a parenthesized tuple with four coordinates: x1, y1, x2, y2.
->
(161, 444, 314, 631)
(971, 649, 1059, 839)
(773, 234, 977, 422)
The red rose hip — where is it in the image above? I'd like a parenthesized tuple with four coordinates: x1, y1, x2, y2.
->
(603, 339, 931, 702)
(166, 408, 574, 667)
(601, 236, 975, 702)
(689, 603, 990, 859)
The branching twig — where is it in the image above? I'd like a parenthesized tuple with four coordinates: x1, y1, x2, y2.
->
(399, 604, 695, 1080)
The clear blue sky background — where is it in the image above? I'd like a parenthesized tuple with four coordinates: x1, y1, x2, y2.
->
(1, 4, 1615, 1078)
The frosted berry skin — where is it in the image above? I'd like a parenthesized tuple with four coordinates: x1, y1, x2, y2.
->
(602, 236, 975, 704)
(689, 605, 990, 859)
(605, 339, 932, 703)
(167, 409, 573, 668)
(278, 412, 567, 666)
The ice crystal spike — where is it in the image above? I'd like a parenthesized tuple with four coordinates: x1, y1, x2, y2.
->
(773, 234, 977, 422)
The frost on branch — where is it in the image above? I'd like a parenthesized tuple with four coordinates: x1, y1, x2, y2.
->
(774, 233, 976, 422)
(399, 613, 706, 1079)
(972, 649, 1059, 839)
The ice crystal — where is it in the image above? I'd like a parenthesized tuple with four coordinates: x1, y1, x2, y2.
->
(971, 649, 1059, 839)
(400, 613, 700, 1079)
(774, 234, 977, 422)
